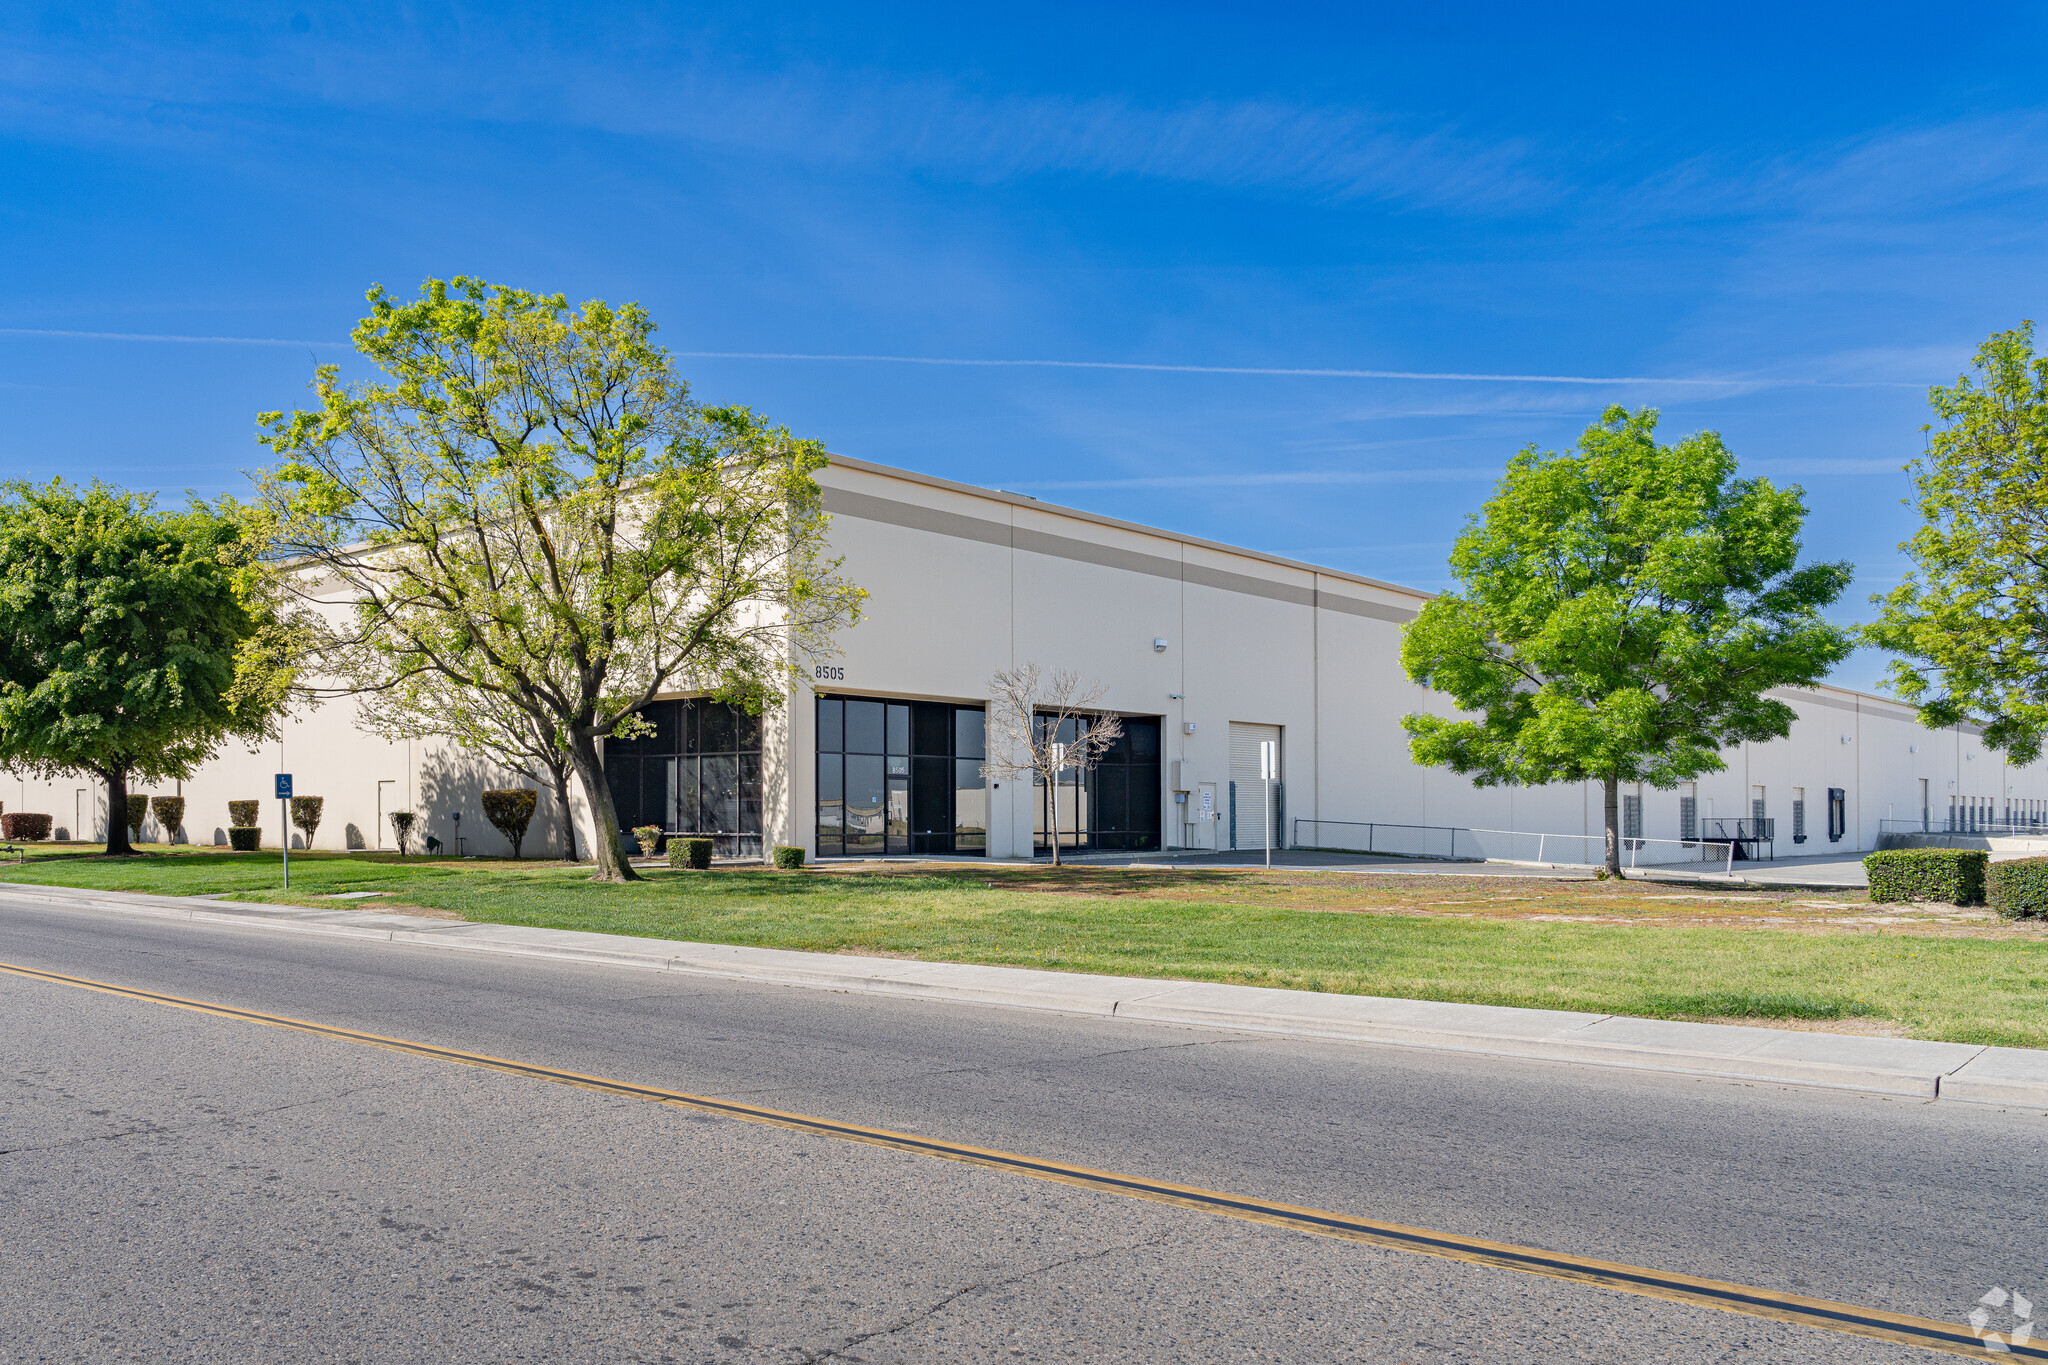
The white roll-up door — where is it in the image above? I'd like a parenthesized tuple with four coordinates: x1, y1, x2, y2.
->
(1227, 723, 1281, 849)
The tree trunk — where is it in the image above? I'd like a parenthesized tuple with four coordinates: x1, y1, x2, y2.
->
(552, 763, 580, 862)
(1603, 774, 1623, 877)
(102, 763, 134, 856)
(566, 729, 637, 881)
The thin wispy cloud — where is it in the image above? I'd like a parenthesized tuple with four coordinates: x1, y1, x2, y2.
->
(1745, 458, 1913, 477)
(0, 22, 1554, 214)
(677, 351, 1919, 389)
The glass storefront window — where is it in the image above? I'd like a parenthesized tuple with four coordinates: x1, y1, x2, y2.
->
(955, 758, 987, 850)
(817, 694, 986, 857)
(1032, 714, 1162, 853)
(845, 699, 885, 754)
(603, 699, 765, 858)
(955, 709, 985, 761)
(845, 753, 886, 855)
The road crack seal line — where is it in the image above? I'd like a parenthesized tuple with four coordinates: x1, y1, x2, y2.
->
(798, 1235, 1170, 1362)
(4, 956, 2038, 1363)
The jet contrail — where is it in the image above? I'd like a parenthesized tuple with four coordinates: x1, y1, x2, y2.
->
(671, 350, 1897, 387)
(0, 328, 349, 348)
(0, 330, 1918, 387)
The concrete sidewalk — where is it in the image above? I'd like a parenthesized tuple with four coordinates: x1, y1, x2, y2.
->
(4, 880, 2042, 1110)
(996, 846, 1873, 889)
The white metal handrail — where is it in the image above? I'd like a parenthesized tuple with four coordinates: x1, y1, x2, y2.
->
(1465, 828, 1738, 876)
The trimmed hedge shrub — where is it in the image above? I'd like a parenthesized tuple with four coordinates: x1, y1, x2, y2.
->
(388, 810, 416, 854)
(290, 795, 324, 845)
(150, 796, 185, 839)
(632, 824, 662, 857)
(1987, 856, 2048, 919)
(2, 812, 52, 841)
(481, 789, 538, 858)
(228, 799, 260, 827)
(771, 845, 805, 870)
(1864, 848, 1987, 905)
(125, 793, 150, 838)
(668, 836, 713, 870)
(228, 826, 262, 851)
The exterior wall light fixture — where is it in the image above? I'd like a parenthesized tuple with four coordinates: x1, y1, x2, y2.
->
(1153, 638, 1169, 652)
(1183, 721, 1197, 734)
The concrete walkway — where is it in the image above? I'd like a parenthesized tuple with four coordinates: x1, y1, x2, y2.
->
(830, 846, 1874, 887)
(4, 879, 2040, 1109)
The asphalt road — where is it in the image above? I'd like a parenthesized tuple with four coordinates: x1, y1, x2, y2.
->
(2, 895, 2042, 1363)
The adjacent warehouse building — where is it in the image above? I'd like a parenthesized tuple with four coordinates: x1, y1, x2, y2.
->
(12, 454, 2044, 862)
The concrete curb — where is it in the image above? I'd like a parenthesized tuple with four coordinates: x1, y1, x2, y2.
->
(5, 881, 2044, 1109)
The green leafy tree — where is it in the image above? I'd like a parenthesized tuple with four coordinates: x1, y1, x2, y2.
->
(1400, 407, 1853, 874)
(0, 481, 293, 856)
(1867, 323, 2048, 762)
(256, 277, 864, 881)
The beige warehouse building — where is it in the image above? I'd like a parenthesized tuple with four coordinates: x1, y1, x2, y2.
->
(11, 454, 2044, 864)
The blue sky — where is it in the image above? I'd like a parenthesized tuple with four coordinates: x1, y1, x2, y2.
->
(5, 2, 2047, 690)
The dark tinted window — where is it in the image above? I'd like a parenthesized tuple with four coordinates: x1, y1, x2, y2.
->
(911, 702, 953, 756)
(887, 704, 909, 755)
(700, 703, 735, 755)
(817, 697, 843, 752)
(954, 709, 985, 761)
(1127, 719, 1159, 760)
(845, 700, 885, 754)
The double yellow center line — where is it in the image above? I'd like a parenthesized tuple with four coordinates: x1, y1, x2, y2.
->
(3, 958, 2026, 1360)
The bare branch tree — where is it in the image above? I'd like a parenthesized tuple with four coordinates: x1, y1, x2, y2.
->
(983, 664, 1123, 866)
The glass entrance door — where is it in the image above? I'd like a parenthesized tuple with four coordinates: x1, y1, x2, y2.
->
(886, 761, 910, 854)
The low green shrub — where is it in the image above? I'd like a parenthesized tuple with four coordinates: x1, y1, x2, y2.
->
(771, 845, 805, 870)
(668, 836, 713, 870)
(150, 796, 185, 838)
(2, 812, 52, 841)
(481, 789, 538, 858)
(1987, 856, 2048, 919)
(1864, 848, 1987, 905)
(228, 826, 262, 852)
(290, 796, 325, 845)
(632, 825, 662, 857)
(125, 793, 150, 838)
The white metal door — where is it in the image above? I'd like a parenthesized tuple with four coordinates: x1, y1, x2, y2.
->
(1196, 781, 1219, 850)
(1227, 723, 1280, 849)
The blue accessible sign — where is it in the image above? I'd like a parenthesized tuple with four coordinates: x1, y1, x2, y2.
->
(275, 773, 293, 800)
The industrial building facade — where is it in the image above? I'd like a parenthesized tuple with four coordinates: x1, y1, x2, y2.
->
(10, 453, 2043, 862)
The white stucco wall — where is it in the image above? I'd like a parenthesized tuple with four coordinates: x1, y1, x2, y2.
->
(7, 452, 2039, 860)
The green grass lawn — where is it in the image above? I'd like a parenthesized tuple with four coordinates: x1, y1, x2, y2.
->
(4, 844, 2045, 1049)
